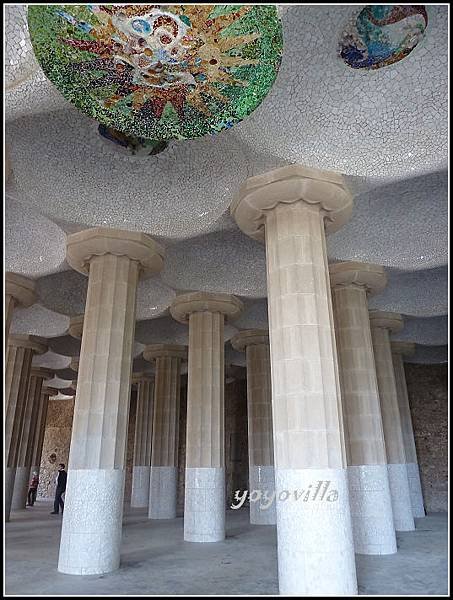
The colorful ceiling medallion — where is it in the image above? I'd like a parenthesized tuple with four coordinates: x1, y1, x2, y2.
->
(28, 5, 282, 141)
(339, 5, 428, 70)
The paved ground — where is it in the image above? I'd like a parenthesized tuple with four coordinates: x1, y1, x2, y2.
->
(5, 503, 448, 595)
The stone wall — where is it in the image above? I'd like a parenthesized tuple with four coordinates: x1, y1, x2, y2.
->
(404, 362, 448, 513)
(124, 390, 137, 505)
(37, 398, 74, 499)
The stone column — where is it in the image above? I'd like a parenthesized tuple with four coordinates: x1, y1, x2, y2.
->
(5, 335, 47, 521)
(330, 262, 396, 555)
(171, 292, 243, 542)
(231, 165, 357, 595)
(231, 329, 276, 525)
(130, 373, 154, 508)
(5, 273, 36, 346)
(143, 344, 187, 519)
(11, 367, 54, 510)
(30, 385, 60, 478)
(369, 311, 415, 532)
(392, 341, 425, 518)
(58, 228, 164, 575)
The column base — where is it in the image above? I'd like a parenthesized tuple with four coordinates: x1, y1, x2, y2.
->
(184, 467, 225, 543)
(11, 466, 30, 511)
(387, 463, 415, 531)
(249, 465, 276, 525)
(407, 462, 425, 518)
(275, 467, 357, 595)
(348, 465, 397, 555)
(130, 466, 150, 508)
(58, 469, 125, 575)
(5, 467, 16, 522)
(148, 466, 177, 519)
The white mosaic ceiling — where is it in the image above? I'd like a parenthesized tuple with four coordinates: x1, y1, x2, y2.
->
(5, 4, 448, 364)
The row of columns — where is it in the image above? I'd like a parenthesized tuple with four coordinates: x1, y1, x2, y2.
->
(5, 165, 426, 595)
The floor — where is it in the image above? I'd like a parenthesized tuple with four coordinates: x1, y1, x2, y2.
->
(5, 502, 448, 595)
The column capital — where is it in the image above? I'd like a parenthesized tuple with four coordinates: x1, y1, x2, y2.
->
(231, 329, 269, 352)
(31, 367, 54, 380)
(329, 262, 386, 296)
(131, 372, 154, 385)
(5, 272, 36, 308)
(66, 227, 164, 278)
(143, 344, 187, 362)
(391, 341, 416, 356)
(230, 164, 353, 242)
(369, 310, 403, 333)
(8, 334, 47, 355)
(170, 291, 243, 325)
(69, 315, 84, 339)
(41, 386, 60, 397)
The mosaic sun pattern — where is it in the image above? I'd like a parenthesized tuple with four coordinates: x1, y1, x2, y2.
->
(339, 5, 428, 70)
(27, 4, 282, 140)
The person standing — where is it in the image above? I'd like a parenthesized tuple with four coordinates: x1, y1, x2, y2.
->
(27, 472, 39, 506)
(50, 463, 67, 515)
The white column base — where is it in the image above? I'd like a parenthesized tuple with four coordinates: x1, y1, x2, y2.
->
(348, 465, 397, 555)
(275, 467, 357, 595)
(11, 466, 30, 511)
(407, 462, 425, 518)
(249, 465, 276, 525)
(130, 466, 150, 508)
(148, 466, 177, 519)
(58, 469, 125, 575)
(5, 467, 16, 522)
(387, 463, 415, 531)
(184, 467, 225, 543)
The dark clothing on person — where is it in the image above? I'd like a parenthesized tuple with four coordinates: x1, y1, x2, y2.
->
(53, 469, 67, 514)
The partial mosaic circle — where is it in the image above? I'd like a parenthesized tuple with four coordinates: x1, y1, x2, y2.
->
(28, 5, 282, 140)
(339, 5, 428, 70)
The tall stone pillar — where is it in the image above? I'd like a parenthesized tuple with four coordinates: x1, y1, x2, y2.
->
(5, 335, 47, 521)
(391, 341, 425, 518)
(231, 329, 276, 525)
(5, 273, 36, 346)
(130, 373, 154, 508)
(11, 367, 54, 510)
(231, 165, 357, 595)
(369, 311, 415, 532)
(30, 385, 59, 477)
(58, 228, 164, 575)
(143, 344, 187, 519)
(171, 292, 243, 542)
(330, 262, 396, 555)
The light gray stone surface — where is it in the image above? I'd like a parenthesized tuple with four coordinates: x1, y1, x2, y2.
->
(249, 465, 276, 525)
(184, 467, 225, 543)
(130, 466, 150, 509)
(148, 467, 178, 520)
(274, 467, 357, 595)
(407, 462, 426, 518)
(387, 463, 416, 532)
(58, 469, 125, 575)
(348, 465, 397, 555)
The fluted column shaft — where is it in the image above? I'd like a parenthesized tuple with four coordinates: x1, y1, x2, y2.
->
(331, 270, 396, 555)
(370, 315, 415, 532)
(30, 388, 55, 476)
(12, 369, 52, 510)
(232, 330, 276, 525)
(130, 377, 154, 508)
(5, 337, 46, 521)
(392, 349, 425, 518)
(264, 201, 356, 593)
(147, 351, 184, 519)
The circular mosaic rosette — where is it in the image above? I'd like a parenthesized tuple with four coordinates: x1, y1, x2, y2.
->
(339, 5, 428, 70)
(28, 4, 282, 140)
